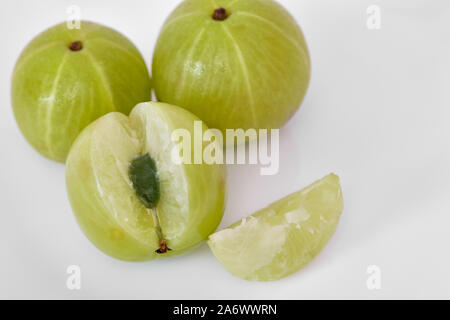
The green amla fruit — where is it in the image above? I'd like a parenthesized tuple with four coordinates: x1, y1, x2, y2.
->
(66, 102, 227, 261)
(12, 21, 151, 162)
(153, 0, 310, 134)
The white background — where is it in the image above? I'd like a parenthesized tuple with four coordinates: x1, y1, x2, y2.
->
(0, 0, 449, 299)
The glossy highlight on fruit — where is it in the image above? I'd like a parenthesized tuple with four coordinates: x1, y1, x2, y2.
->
(12, 21, 152, 162)
(153, 0, 310, 134)
(208, 174, 343, 281)
(66, 102, 226, 261)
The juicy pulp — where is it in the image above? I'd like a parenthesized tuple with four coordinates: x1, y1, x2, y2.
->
(208, 174, 343, 281)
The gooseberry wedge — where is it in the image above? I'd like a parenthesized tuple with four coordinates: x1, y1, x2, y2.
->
(208, 174, 343, 281)
(66, 102, 226, 261)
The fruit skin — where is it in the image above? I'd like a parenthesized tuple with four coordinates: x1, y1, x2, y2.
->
(66, 102, 226, 261)
(153, 0, 310, 134)
(208, 174, 343, 281)
(12, 21, 151, 162)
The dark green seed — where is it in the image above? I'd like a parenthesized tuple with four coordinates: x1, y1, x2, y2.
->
(129, 153, 160, 209)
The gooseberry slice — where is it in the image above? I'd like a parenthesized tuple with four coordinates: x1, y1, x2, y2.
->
(208, 174, 343, 281)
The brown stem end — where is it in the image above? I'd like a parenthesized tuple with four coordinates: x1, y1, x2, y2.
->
(213, 8, 229, 21)
(156, 239, 172, 254)
(69, 41, 83, 51)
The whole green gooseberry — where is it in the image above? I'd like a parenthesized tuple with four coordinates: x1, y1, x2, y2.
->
(152, 0, 310, 134)
(12, 21, 152, 162)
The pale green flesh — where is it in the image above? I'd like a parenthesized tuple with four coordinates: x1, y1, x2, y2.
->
(66, 102, 226, 261)
(208, 174, 343, 281)
(153, 0, 310, 133)
(12, 21, 151, 162)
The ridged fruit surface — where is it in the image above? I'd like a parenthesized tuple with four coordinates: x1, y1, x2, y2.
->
(153, 0, 310, 134)
(12, 21, 151, 162)
(66, 102, 226, 261)
(208, 174, 343, 281)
